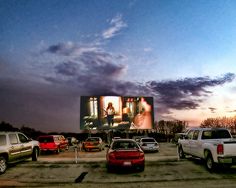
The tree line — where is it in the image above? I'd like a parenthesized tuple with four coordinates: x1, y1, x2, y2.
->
(0, 120, 188, 141)
(1, 116, 235, 142)
(200, 116, 236, 134)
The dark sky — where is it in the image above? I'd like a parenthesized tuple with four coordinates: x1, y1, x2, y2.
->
(1, 0, 236, 132)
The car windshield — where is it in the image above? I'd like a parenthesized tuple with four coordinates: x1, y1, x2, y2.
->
(87, 138, 99, 142)
(142, 138, 155, 142)
(112, 141, 138, 150)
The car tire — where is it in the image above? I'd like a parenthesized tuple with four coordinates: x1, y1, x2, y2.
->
(0, 156, 7, 174)
(206, 153, 216, 171)
(32, 147, 39, 161)
(178, 146, 185, 159)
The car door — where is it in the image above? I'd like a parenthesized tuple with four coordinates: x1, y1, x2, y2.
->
(18, 133, 32, 158)
(8, 133, 22, 161)
(189, 130, 201, 157)
(181, 130, 194, 154)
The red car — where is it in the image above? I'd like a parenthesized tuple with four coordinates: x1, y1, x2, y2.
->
(83, 137, 104, 151)
(106, 139, 145, 172)
(38, 135, 68, 153)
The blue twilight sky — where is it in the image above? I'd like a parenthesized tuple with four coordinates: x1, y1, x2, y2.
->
(1, 0, 236, 132)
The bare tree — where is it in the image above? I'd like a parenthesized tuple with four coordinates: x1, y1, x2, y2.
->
(201, 116, 236, 134)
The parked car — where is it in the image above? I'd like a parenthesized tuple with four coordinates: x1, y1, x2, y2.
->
(138, 137, 159, 152)
(83, 137, 104, 151)
(38, 135, 68, 153)
(67, 137, 78, 146)
(56, 135, 69, 150)
(132, 136, 145, 143)
(178, 128, 236, 171)
(106, 139, 145, 172)
(0, 132, 40, 174)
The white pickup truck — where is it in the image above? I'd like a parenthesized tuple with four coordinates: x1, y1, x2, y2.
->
(178, 128, 236, 171)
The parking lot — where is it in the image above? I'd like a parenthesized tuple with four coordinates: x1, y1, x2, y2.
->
(1, 143, 236, 188)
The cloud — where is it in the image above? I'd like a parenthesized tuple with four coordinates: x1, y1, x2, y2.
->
(55, 61, 80, 76)
(45, 42, 99, 57)
(47, 51, 235, 113)
(209, 107, 217, 113)
(102, 14, 127, 39)
(147, 73, 236, 113)
(45, 42, 127, 82)
(45, 42, 236, 106)
(228, 110, 236, 113)
(46, 42, 75, 55)
(144, 48, 153, 52)
(1, 60, 235, 132)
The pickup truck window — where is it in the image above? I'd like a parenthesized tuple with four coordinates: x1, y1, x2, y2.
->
(0, 135, 7, 146)
(9, 134, 19, 145)
(202, 130, 231, 139)
(187, 130, 194, 139)
(193, 130, 199, 140)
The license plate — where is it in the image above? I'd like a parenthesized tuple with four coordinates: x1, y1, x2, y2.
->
(123, 161, 131, 166)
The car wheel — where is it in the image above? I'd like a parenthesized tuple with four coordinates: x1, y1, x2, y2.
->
(32, 147, 39, 161)
(0, 156, 7, 174)
(178, 146, 185, 159)
(206, 153, 216, 171)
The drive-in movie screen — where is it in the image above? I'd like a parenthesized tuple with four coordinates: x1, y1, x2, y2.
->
(80, 96, 154, 130)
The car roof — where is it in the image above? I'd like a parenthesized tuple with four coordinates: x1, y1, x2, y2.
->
(0, 132, 24, 134)
(113, 139, 135, 142)
(187, 127, 229, 131)
(38, 135, 53, 138)
(140, 137, 155, 139)
(140, 137, 156, 141)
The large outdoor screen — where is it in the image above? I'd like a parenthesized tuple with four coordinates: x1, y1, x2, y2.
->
(80, 96, 154, 130)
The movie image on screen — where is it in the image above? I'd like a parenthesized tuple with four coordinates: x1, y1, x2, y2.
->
(80, 96, 154, 130)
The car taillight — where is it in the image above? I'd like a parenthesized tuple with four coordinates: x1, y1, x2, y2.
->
(217, 144, 224, 155)
(109, 152, 116, 160)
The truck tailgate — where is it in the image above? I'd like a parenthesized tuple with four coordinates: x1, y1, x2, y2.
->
(223, 140, 236, 156)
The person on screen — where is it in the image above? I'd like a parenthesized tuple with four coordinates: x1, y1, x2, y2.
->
(131, 97, 152, 129)
(106, 102, 115, 127)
